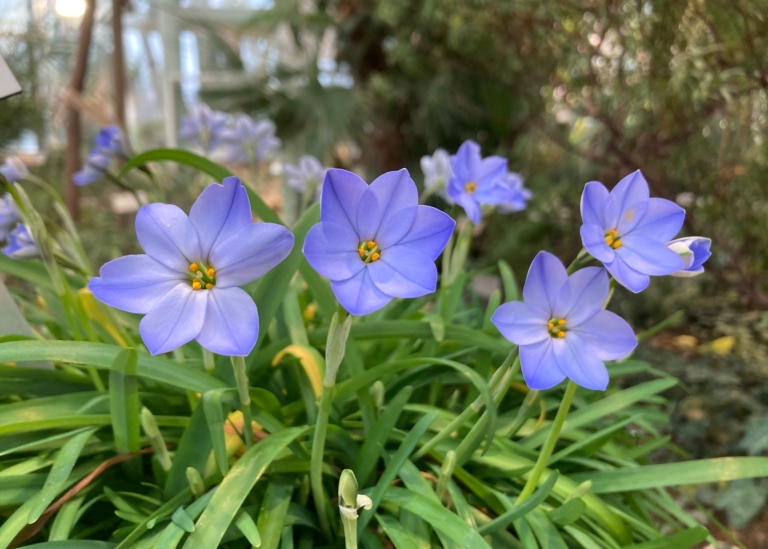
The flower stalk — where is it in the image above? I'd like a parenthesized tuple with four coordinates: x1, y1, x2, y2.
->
(231, 355, 254, 448)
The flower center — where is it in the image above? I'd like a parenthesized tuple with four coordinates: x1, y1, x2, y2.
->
(358, 240, 381, 263)
(547, 318, 567, 338)
(464, 181, 477, 194)
(189, 262, 216, 290)
(603, 229, 622, 249)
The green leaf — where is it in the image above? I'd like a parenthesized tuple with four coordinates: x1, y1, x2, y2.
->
(171, 507, 197, 533)
(622, 527, 709, 549)
(382, 487, 493, 549)
(236, 510, 263, 547)
(547, 497, 586, 526)
(24, 542, 117, 548)
(202, 388, 235, 476)
(498, 259, 519, 301)
(117, 148, 279, 224)
(572, 457, 768, 493)
(298, 261, 336, 321)
(109, 349, 140, 472)
(376, 514, 421, 549)
(27, 428, 97, 523)
(0, 340, 225, 393)
(525, 509, 568, 549)
(256, 480, 294, 549)
(181, 426, 310, 548)
(165, 405, 214, 498)
(477, 471, 559, 536)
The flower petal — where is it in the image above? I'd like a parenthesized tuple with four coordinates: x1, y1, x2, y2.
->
(553, 267, 609, 325)
(89, 255, 182, 314)
(491, 301, 549, 345)
(195, 287, 259, 355)
(320, 169, 368, 231)
(580, 224, 615, 264)
(618, 234, 685, 275)
(449, 140, 480, 183)
(613, 199, 648, 236)
(581, 181, 609, 227)
(367, 245, 437, 298)
(356, 169, 418, 244)
(571, 310, 637, 361)
(629, 198, 685, 242)
(604, 171, 650, 229)
(552, 335, 610, 391)
(136, 204, 201, 272)
(189, 177, 252, 259)
(456, 193, 481, 225)
(139, 283, 207, 355)
(522, 251, 567, 315)
(303, 221, 364, 281)
(394, 206, 455, 260)
(519, 339, 566, 390)
(605, 258, 650, 293)
(211, 222, 294, 287)
(332, 268, 392, 316)
(476, 156, 507, 186)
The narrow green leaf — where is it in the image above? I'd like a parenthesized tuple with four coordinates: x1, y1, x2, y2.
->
(572, 457, 768, 493)
(548, 416, 637, 465)
(202, 388, 234, 476)
(165, 404, 214, 498)
(27, 428, 98, 523)
(382, 487, 493, 549)
(24, 542, 117, 548)
(256, 480, 294, 549)
(498, 260, 519, 301)
(182, 427, 310, 548)
(109, 349, 140, 477)
(298, 261, 336, 322)
(48, 495, 85, 541)
(547, 497, 586, 526)
(236, 510, 263, 547)
(526, 509, 569, 549)
(149, 489, 216, 549)
(171, 507, 196, 533)
(623, 526, 709, 549)
(477, 471, 559, 536)
(376, 514, 421, 549)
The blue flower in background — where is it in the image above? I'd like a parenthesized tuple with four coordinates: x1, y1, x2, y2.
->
(180, 104, 229, 151)
(90, 177, 294, 355)
(420, 148, 453, 200)
(284, 155, 328, 193)
(447, 140, 509, 224)
(221, 114, 280, 164)
(0, 194, 21, 241)
(93, 125, 126, 156)
(492, 251, 636, 391)
(73, 125, 128, 186)
(303, 168, 455, 316)
(668, 236, 711, 277)
(0, 156, 28, 183)
(580, 170, 685, 293)
(3, 223, 39, 259)
(497, 171, 532, 213)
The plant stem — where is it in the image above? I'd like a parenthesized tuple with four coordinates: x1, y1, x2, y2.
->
(202, 349, 215, 375)
(515, 380, 578, 503)
(341, 510, 357, 549)
(231, 355, 253, 448)
(311, 381, 335, 538)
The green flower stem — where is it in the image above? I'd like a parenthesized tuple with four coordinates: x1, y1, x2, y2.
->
(231, 355, 253, 448)
(515, 379, 578, 504)
(341, 511, 357, 549)
(202, 349, 216, 375)
(311, 380, 335, 538)
(414, 348, 518, 460)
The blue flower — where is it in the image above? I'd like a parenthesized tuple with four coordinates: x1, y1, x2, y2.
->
(180, 104, 229, 151)
(93, 125, 126, 156)
(284, 155, 328, 193)
(73, 126, 128, 186)
(0, 194, 21, 241)
(447, 140, 510, 224)
(89, 177, 294, 355)
(491, 252, 636, 391)
(221, 115, 280, 164)
(580, 170, 685, 293)
(0, 156, 28, 183)
(497, 171, 532, 213)
(420, 148, 453, 200)
(3, 223, 38, 259)
(303, 169, 455, 316)
(668, 237, 711, 277)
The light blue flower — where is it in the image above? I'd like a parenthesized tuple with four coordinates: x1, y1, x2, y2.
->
(580, 170, 685, 293)
(180, 104, 229, 151)
(668, 237, 711, 277)
(93, 125, 126, 156)
(221, 114, 280, 164)
(447, 140, 509, 224)
(0, 194, 21, 241)
(3, 223, 38, 259)
(420, 148, 453, 200)
(303, 169, 455, 316)
(497, 171, 532, 213)
(0, 156, 28, 183)
(90, 177, 294, 355)
(492, 251, 637, 391)
(284, 155, 328, 193)
(73, 126, 128, 186)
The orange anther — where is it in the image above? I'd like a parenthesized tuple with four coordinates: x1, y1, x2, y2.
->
(370, 252, 381, 261)
(205, 283, 213, 290)
(207, 268, 216, 278)
(189, 263, 199, 272)
(192, 280, 202, 290)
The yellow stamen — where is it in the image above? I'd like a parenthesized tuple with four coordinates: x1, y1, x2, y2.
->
(612, 240, 622, 249)
(370, 252, 381, 262)
(607, 229, 617, 238)
(464, 181, 477, 194)
(367, 240, 376, 249)
(189, 263, 199, 273)
(192, 280, 202, 290)
(358, 248, 365, 257)
(547, 322, 555, 330)
(557, 319, 566, 326)
(207, 268, 216, 278)
(604, 237, 613, 245)
(205, 283, 213, 290)
(557, 330, 566, 338)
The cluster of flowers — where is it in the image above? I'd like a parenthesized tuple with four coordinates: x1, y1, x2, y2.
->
(0, 157, 38, 259)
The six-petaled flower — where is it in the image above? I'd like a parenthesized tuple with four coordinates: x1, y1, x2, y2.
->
(221, 114, 280, 164)
(284, 155, 328, 194)
(580, 170, 686, 293)
(447, 140, 511, 224)
(492, 251, 637, 391)
(180, 104, 229, 152)
(90, 176, 294, 356)
(668, 236, 711, 277)
(303, 168, 455, 316)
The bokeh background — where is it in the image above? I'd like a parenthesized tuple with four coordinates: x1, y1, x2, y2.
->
(1, 0, 767, 545)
